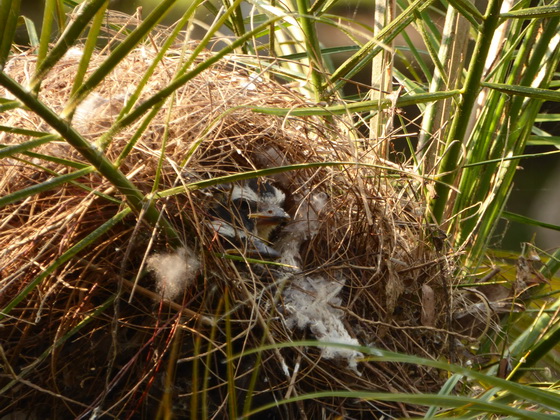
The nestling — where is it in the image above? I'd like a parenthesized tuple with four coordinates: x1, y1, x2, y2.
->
(208, 179, 290, 258)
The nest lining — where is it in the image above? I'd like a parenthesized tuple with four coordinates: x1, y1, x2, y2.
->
(0, 44, 461, 419)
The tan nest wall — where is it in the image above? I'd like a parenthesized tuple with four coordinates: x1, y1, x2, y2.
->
(0, 46, 458, 418)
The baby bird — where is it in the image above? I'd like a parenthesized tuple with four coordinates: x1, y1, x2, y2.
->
(208, 179, 290, 258)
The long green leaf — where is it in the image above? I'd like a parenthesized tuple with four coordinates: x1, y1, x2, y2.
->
(295, 0, 324, 101)
(0, 0, 21, 67)
(541, 248, 560, 279)
(22, 16, 39, 48)
(527, 135, 560, 147)
(461, 149, 560, 168)
(0, 167, 93, 208)
(37, 0, 57, 65)
(501, 4, 560, 19)
(69, 0, 109, 97)
(432, 0, 506, 223)
(482, 82, 560, 101)
(502, 211, 560, 231)
(424, 373, 463, 418)
(244, 390, 558, 420)
(459, 16, 560, 264)
(0, 99, 21, 112)
(252, 90, 460, 116)
(156, 161, 443, 198)
(447, 0, 484, 24)
(0, 125, 51, 136)
(510, 314, 560, 382)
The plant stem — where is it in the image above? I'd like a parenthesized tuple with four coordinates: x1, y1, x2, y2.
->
(431, 0, 503, 224)
(295, 0, 324, 101)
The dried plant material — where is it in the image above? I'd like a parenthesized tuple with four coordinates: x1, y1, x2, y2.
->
(283, 275, 363, 373)
(385, 260, 404, 314)
(516, 256, 548, 294)
(147, 246, 200, 300)
(0, 37, 458, 418)
(421, 284, 436, 327)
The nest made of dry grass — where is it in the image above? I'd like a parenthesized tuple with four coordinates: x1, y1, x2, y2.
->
(0, 41, 465, 419)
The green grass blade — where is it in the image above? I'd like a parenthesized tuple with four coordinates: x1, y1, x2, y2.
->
(11, 151, 90, 169)
(252, 90, 460, 116)
(244, 390, 558, 420)
(30, 0, 108, 90)
(459, 17, 560, 263)
(295, 0, 324, 101)
(237, 341, 560, 411)
(417, 5, 468, 169)
(501, 4, 560, 19)
(502, 297, 560, 382)
(403, 21, 436, 82)
(310, 0, 345, 14)
(69, 0, 109, 97)
(0, 167, 93, 208)
(223, 0, 248, 54)
(424, 373, 463, 418)
(510, 315, 560, 382)
(481, 82, 560, 101)
(535, 113, 560, 122)
(223, 292, 238, 418)
(0, 99, 21, 112)
(461, 149, 560, 168)
(432, 0, 504, 223)
(447, 0, 484, 25)
(37, 0, 57, 65)
(541, 248, 560, 279)
(0, 125, 50, 136)
(22, 16, 40, 48)
(502, 211, 560, 232)
(156, 161, 443, 199)
(528, 135, 560, 147)
(0, 134, 59, 158)
(0, 0, 21, 67)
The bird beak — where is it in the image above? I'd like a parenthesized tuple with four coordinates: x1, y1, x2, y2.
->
(248, 208, 290, 223)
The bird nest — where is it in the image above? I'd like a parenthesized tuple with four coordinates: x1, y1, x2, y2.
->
(0, 44, 462, 419)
